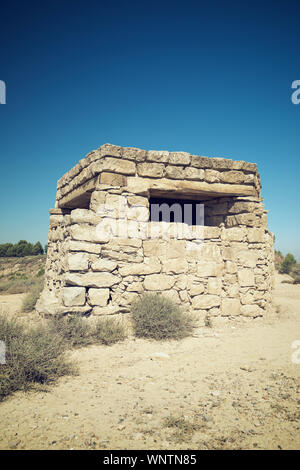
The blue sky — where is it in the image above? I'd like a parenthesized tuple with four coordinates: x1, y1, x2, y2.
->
(0, 0, 299, 258)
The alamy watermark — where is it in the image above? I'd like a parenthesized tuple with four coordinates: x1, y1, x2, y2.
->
(291, 80, 300, 104)
(0, 340, 5, 364)
(291, 340, 300, 364)
(0, 80, 6, 104)
(95, 196, 205, 245)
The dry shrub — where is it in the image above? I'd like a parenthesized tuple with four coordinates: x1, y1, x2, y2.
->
(0, 303, 126, 401)
(48, 315, 92, 348)
(0, 314, 74, 401)
(131, 293, 194, 340)
(164, 414, 204, 443)
(92, 317, 126, 345)
(48, 315, 126, 348)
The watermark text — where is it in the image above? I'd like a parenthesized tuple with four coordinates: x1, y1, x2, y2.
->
(291, 80, 300, 104)
(0, 341, 5, 364)
(0, 80, 6, 104)
(291, 340, 300, 364)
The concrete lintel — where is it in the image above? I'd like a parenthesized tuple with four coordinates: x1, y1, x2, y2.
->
(125, 177, 257, 199)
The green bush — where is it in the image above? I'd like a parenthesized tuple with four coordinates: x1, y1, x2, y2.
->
(0, 314, 74, 401)
(0, 244, 14, 257)
(131, 293, 194, 340)
(36, 268, 45, 278)
(280, 253, 297, 274)
(291, 263, 300, 277)
(32, 242, 44, 256)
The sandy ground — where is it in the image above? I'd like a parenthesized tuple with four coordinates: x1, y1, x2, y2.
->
(0, 273, 299, 450)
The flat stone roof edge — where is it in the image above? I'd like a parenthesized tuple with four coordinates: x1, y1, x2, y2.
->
(56, 143, 259, 193)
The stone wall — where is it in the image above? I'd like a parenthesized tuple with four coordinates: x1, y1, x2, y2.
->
(36, 144, 275, 323)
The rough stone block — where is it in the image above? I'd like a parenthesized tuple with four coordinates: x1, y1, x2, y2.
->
(92, 305, 129, 315)
(67, 252, 89, 271)
(63, 287, 86, 306)
(165, 240, 186, 259)
(222, 227, 246, 242)
(143, 274, 175, 291)
(143, 240, 167, 257)
(67, 240, 102, 254)
(168, 152, 191, 165)
(225, 261, 237, 273)
(91, 259, 117, 272)
(235, 213, 259, 227)
(146, 150, 169, 163)
(247, 228, 265, 243)
(88, 288, 109, 306)
(70, 209, 99, 225)
(127, 205, 149, 222)
(228, 201, 255, 214)
(190, 155, 213, 168)
(165, 166, 183, 179)
(123, 147, 147, 162)
(188, 282, 205, 296)
(183, 167, 205, 180)
(126, 281, 144, 292)
(211, 158, 233, 170)
(241, 304, 264, 317)
(65, 272, 121, 288)
(220, 170, 246, 184)
(205, 169, 221, 183)
(119, 259, 161, 276)
(238, 269, 255, 287)
(100, 172, 126, 186)
(221, 298, 241, 316)
(99, 143, 123, 157)
(198, 244, 222, 262)
(192, 294, 220, 309)
(89, 191, 106, 212)
(102, 157, 136, 175)
(127, 195, 149, 207)
(197, 262, 223, 277)
(137, 162, 164, 178)
(70, 224, 110, 243)
(162, 258, 188, 274)
(234, 250, 258, 268)
(207, 278, 222, 295)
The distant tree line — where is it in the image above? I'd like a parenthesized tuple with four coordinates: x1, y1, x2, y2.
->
(0, 240, 45, 257)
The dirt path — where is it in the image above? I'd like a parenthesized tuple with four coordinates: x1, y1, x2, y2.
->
(0, 274, 299, 450)
(0, 294, 25, 316)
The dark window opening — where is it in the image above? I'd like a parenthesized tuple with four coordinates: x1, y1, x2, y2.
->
(149, 197, 204, 226)
(62, 192, 92, 210)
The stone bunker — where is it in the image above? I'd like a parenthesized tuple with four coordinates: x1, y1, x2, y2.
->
(37, 144, 275, 324)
